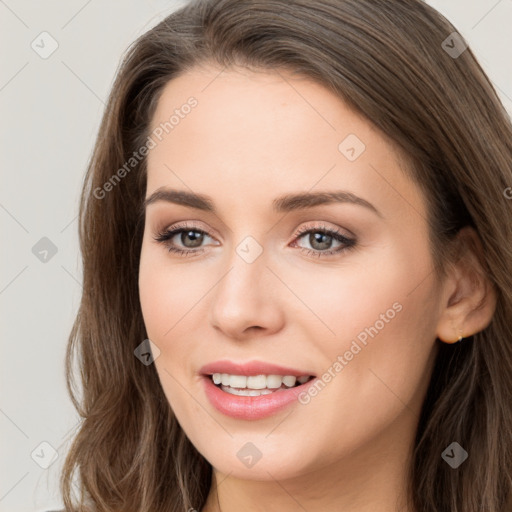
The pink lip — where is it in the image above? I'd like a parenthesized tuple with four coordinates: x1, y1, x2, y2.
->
(198, 359, 315, 377)
(201, 374, 318, 420)
(198, 360, 317, 421)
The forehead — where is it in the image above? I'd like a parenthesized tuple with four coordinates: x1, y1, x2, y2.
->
(148, 64, 376, 161)
(145, 65, 425, 223)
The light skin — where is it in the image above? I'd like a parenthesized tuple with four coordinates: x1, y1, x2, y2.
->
(138, 64, 496, 512)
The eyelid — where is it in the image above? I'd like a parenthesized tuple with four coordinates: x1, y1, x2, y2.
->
(158, 220, 354, 244)
(157, 220, 221, 240)
(292, 221, 355, 240)
(153, 219, 357, 259)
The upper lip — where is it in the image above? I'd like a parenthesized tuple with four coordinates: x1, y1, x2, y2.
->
(199, 360, 316, 377)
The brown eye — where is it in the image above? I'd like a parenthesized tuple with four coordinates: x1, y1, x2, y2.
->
(178, 230, 204, 248)
(307, 232, 335, 251)
(292, 225, 356, 258)
(153, 225, 216, 256)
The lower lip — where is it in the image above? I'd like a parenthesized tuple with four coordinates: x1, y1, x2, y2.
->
(201, 375, 317, 420)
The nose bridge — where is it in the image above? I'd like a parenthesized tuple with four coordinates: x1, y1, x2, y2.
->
(209, 234, 283, 337)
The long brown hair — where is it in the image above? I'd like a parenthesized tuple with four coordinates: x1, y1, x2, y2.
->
(60, 1, 512, 510)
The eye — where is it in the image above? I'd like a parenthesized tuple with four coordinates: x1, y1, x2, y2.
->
(153, 221, 356, 258)
(153, 222, 218, 257)
(291, 223, 356, 258)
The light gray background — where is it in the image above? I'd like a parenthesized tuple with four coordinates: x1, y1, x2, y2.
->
(1, 1, 511, 511)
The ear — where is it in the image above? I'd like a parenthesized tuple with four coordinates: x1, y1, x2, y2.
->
(436, 226, 497, 344)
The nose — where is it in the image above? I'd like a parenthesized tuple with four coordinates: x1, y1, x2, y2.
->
(209, 248, 285, 340)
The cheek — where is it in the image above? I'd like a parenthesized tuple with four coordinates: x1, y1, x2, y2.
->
(138, 248, 204, 421)
(138, 243, 216, 411)
(277, 239, 434, 357)
(281, 240, 439, 430)
(138, 242, 207, 340)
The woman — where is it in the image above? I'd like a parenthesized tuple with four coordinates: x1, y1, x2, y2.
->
(59, 0, 512, 511)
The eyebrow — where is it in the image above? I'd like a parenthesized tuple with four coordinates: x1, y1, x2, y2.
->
(142, 187, 383, 218)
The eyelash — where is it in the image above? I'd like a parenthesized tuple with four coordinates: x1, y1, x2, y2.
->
(153, 222, 356, 258)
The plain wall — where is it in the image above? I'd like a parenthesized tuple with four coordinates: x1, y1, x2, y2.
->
(1, 1, 511, 510)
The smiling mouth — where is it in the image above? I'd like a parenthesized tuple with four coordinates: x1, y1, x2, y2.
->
(206, 373, 315, 396)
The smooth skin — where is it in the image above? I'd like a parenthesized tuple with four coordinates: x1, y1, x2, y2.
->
(138, 64, 496, 512)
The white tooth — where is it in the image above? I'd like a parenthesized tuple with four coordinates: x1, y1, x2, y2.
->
(246, 374, 267, 389)
(266, 375, 284, 389)
(215, 373, 307, 389)
(224, 386, 250, 396)
(221, 386, 246, 396)
(252, 388, 273, 395)
(228, 375, 247, 388)
(282, 375, 297, 387)
(221, 385, 272, 396)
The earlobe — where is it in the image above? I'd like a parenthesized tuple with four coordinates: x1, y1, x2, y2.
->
(435, 227, 497, 344)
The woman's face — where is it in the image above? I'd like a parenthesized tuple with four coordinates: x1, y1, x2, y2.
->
(138, 64, 443, 481)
